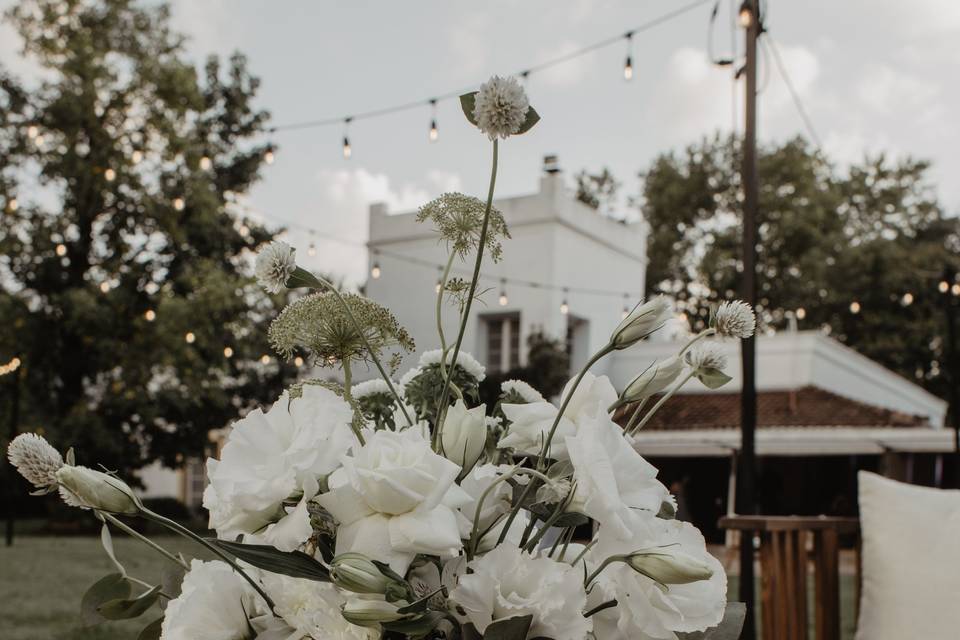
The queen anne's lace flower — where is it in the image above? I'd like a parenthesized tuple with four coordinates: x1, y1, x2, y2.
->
(685, 342, 728, 371)
(500, 379, 544, 404)
(417, 193, 510, 262)
(451, 545, 591, 640)
(7, 433, 62, 489)
(472, 75, 530, 140)
(714, 300, 756, 338)
(255, 241, 297, 294)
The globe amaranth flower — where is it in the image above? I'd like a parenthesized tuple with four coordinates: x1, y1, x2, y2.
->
(416, 193, 510, 262)
(402, 350, 485, 423)
(714, 300, 756, 338)
(7, 432, 63, 490)
(472, 75, 531, 140)
(500, 379, 544, 404)
(269, 292, 414, 373)
(685, 342, 728, 371)
(450, 545, 591, 640)
(255, 241, 297, 294)
(352, 378, 405, 431)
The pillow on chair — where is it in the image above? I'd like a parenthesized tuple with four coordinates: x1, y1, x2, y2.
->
(856, 471, 960, 640)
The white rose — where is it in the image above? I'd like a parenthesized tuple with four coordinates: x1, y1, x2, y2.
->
(588, 520, 727, 638)
(161, 560, 270, 640)
(203, 385, 355, 551)
(440, 399, 488, 474)
(564, 411, 671, 540)
(450, 545, 591, 640)
(261, 573, 376, 640)
(498, 373, 617, 460)
(316, 428, 469, 575)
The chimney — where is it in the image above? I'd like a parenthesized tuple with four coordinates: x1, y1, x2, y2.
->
(540, 154, 562, 199)
(543, 154, 560, 174)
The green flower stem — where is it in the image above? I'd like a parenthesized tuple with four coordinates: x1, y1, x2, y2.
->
(141, 509, 276, 612)
(522, 487, 576, 552)
(622, 397, 649, 433)
(629, 370, 696, 435)
(584, 554, 625, 587)
(679, 328, 716, 356)
(341, 359, 365, 446)
(100, 512, 189, 570)
(435, 252, 456, 366)
(584, 599, 618, 618)
(536, 344, 612, 469)
(466, 466, 551, 560)
(298, 270, 413, 429)
(434, 139, 499, 444)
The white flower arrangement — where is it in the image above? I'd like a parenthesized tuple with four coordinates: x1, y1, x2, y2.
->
(8, 76, 751, 640)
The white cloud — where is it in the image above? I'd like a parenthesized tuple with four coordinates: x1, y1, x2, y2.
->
(533, 41, 595, 88)
(763, 43, 820, 113)
(646, 47, 734, 143)
(855, 65, 940, 116)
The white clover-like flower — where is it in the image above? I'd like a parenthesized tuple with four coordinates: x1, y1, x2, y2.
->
(450, 545, 591, 640)
(7, 433, 63, 490)
(262, 573, 376, 640)
(500, 379, 544, 403)
(399, 366, 422, 391)
(350, 378, 394, 400)
(419, 349, 486, 382)
(472, 75, 530, 140)
(684, 342, 728, 371)
(715, 300, 756, 338)
(255, 241, 297, 294)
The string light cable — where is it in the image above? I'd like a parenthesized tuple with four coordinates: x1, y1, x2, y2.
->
(762, 33, 823, 150)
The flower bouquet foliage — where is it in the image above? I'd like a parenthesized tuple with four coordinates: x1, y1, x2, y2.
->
(8, 76, 754, 640)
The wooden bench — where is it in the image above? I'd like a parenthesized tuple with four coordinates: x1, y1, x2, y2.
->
(719, 515, 860, 640)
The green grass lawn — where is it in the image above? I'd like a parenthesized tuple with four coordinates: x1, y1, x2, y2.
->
(1, 536, 856, 639)
(0, 535, 209, 640)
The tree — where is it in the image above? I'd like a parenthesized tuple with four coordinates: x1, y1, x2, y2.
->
(574, 167, 621, 217)
(0, 0, 296, 478)
(633, 133, 960, 403)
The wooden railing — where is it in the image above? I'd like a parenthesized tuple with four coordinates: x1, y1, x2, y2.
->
(719, 515, 860, 640)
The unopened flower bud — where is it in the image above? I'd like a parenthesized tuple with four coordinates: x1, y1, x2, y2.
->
(609, 296, 672, 350)
(330, 553, 393, 594)
(625, 548, 714, 585)
(55, 465, 142, 515)
(341, 596, 410, 627)
(440, 399, 487, 474)
(612, 356, 684, 410)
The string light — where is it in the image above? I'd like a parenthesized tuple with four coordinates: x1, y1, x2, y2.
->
(185, 331, 196, 343)
(27, 125, 38, 139)
(939, 280, 950, 293)
(144, 309, 156, 322)
(131, 150, 143, 164)
(260, 354, 271, 364)
(223, 346, 234, 358)
(264, 148, 275, 165)
(499, 279, 508, 306)
(199, 156, 212, 170)
(0, 357, 21, 376)
(7, 197, 18, 212)
(55, 243, 67, 256)
(428, 99, 439, 142)
(901, 292, 914, 306)
(342, 118, 352, 159)
(371, 262, 381, 279)
(796, 307, 806, 320)
(307, 241, 317, 257)
(99, 282, 110, 293)
(849, 301, 861, 314)
(560, 288, 570, 315)
(953, 284, 960, 296)
(104, 168, 116, 182)
(621, 294, 630, 319)
(173, 197, 185, 211)
(623, 32, 634, 80)
(738, 1, 753, 28)
(294, 356, 304, 367)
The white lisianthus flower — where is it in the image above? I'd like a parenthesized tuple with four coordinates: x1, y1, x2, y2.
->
(261, 573, 377, 640)
(500, 379, 544, 403)
(203, 384, 355, 551)
(564, 412, 672, 539)
(440, 399, 488, 473)
(450, 545, 591, 640)
(684, 342, 728, 371)
(588, 521, 727, 639)
(714, 300, 756, 339)
(7, 433, 63, 490)
(315, 428, 469, 575)
(161, 559, 270, 640)
(498, 372, 617, 460)
(255, 241, 297, 294)
(472, 75, 530, 140)
(419, 349, 486, 381)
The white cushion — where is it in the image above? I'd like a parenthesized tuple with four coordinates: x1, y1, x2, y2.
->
(856, 471, 960, 639)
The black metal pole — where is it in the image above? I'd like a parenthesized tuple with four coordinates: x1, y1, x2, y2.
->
(5, 354, 21, 547)
(737, 2, 760, 638)
(942, 267, 960, 488)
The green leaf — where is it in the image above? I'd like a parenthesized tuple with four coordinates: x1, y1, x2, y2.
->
(137, 617, 163, 640)
(383, 610, 448, 637)
(678, 602, 746, 639)
(208, 538, 330, 582)
(98, 521, 126, 577)
(459, 92, 478, 126)
(159, 562, 186, 611)
(696, 368, 732, 390)
(515, 106, 540, 135)
(81, 573, 132, 626)
(483, 614, 533, 640)
(97, 584, 162, 620)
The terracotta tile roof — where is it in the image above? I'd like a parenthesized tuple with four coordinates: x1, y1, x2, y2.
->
(614, 386, 928, 431)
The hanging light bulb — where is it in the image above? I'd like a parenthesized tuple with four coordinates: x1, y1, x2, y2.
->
(499, 279, 508, 306)
(131, 150, 143, 164)
(260, 354, 271, 365)
(901, 292, 914, 306)
(371, 262, 381, 279)
(173, 197, 185, 211)
(8, 197, 19, 212)
(621, 294, 630, 319)
(738, 1, 753, 28)
(796, 307, 806, 320)
(849, 301, 861, 314)
(939, 280, 950, 293)
(99, 282, 110, 293)
(953, 283, 960, 296)
(560, 288, 569, 315)
(428, 99, 439, 142)
(223, 346, 233, 358)
(185, 331, 196, 343)
(144, 309, 156, 321)
(264, 148, 275, 165)
(27, 125, 38, 139)
(307, 241, 317, 257)
(623, 32, 634, 80)
(435, 279, 442, 294)
(342, 118, 352, 159)
(56, 243, 67, 256)
(294, 356, 304, 367)
(104, 168, 116, 182)
(199, 156, 212, 170)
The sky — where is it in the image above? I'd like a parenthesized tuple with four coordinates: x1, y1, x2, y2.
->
(2, 0, 959, 286)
